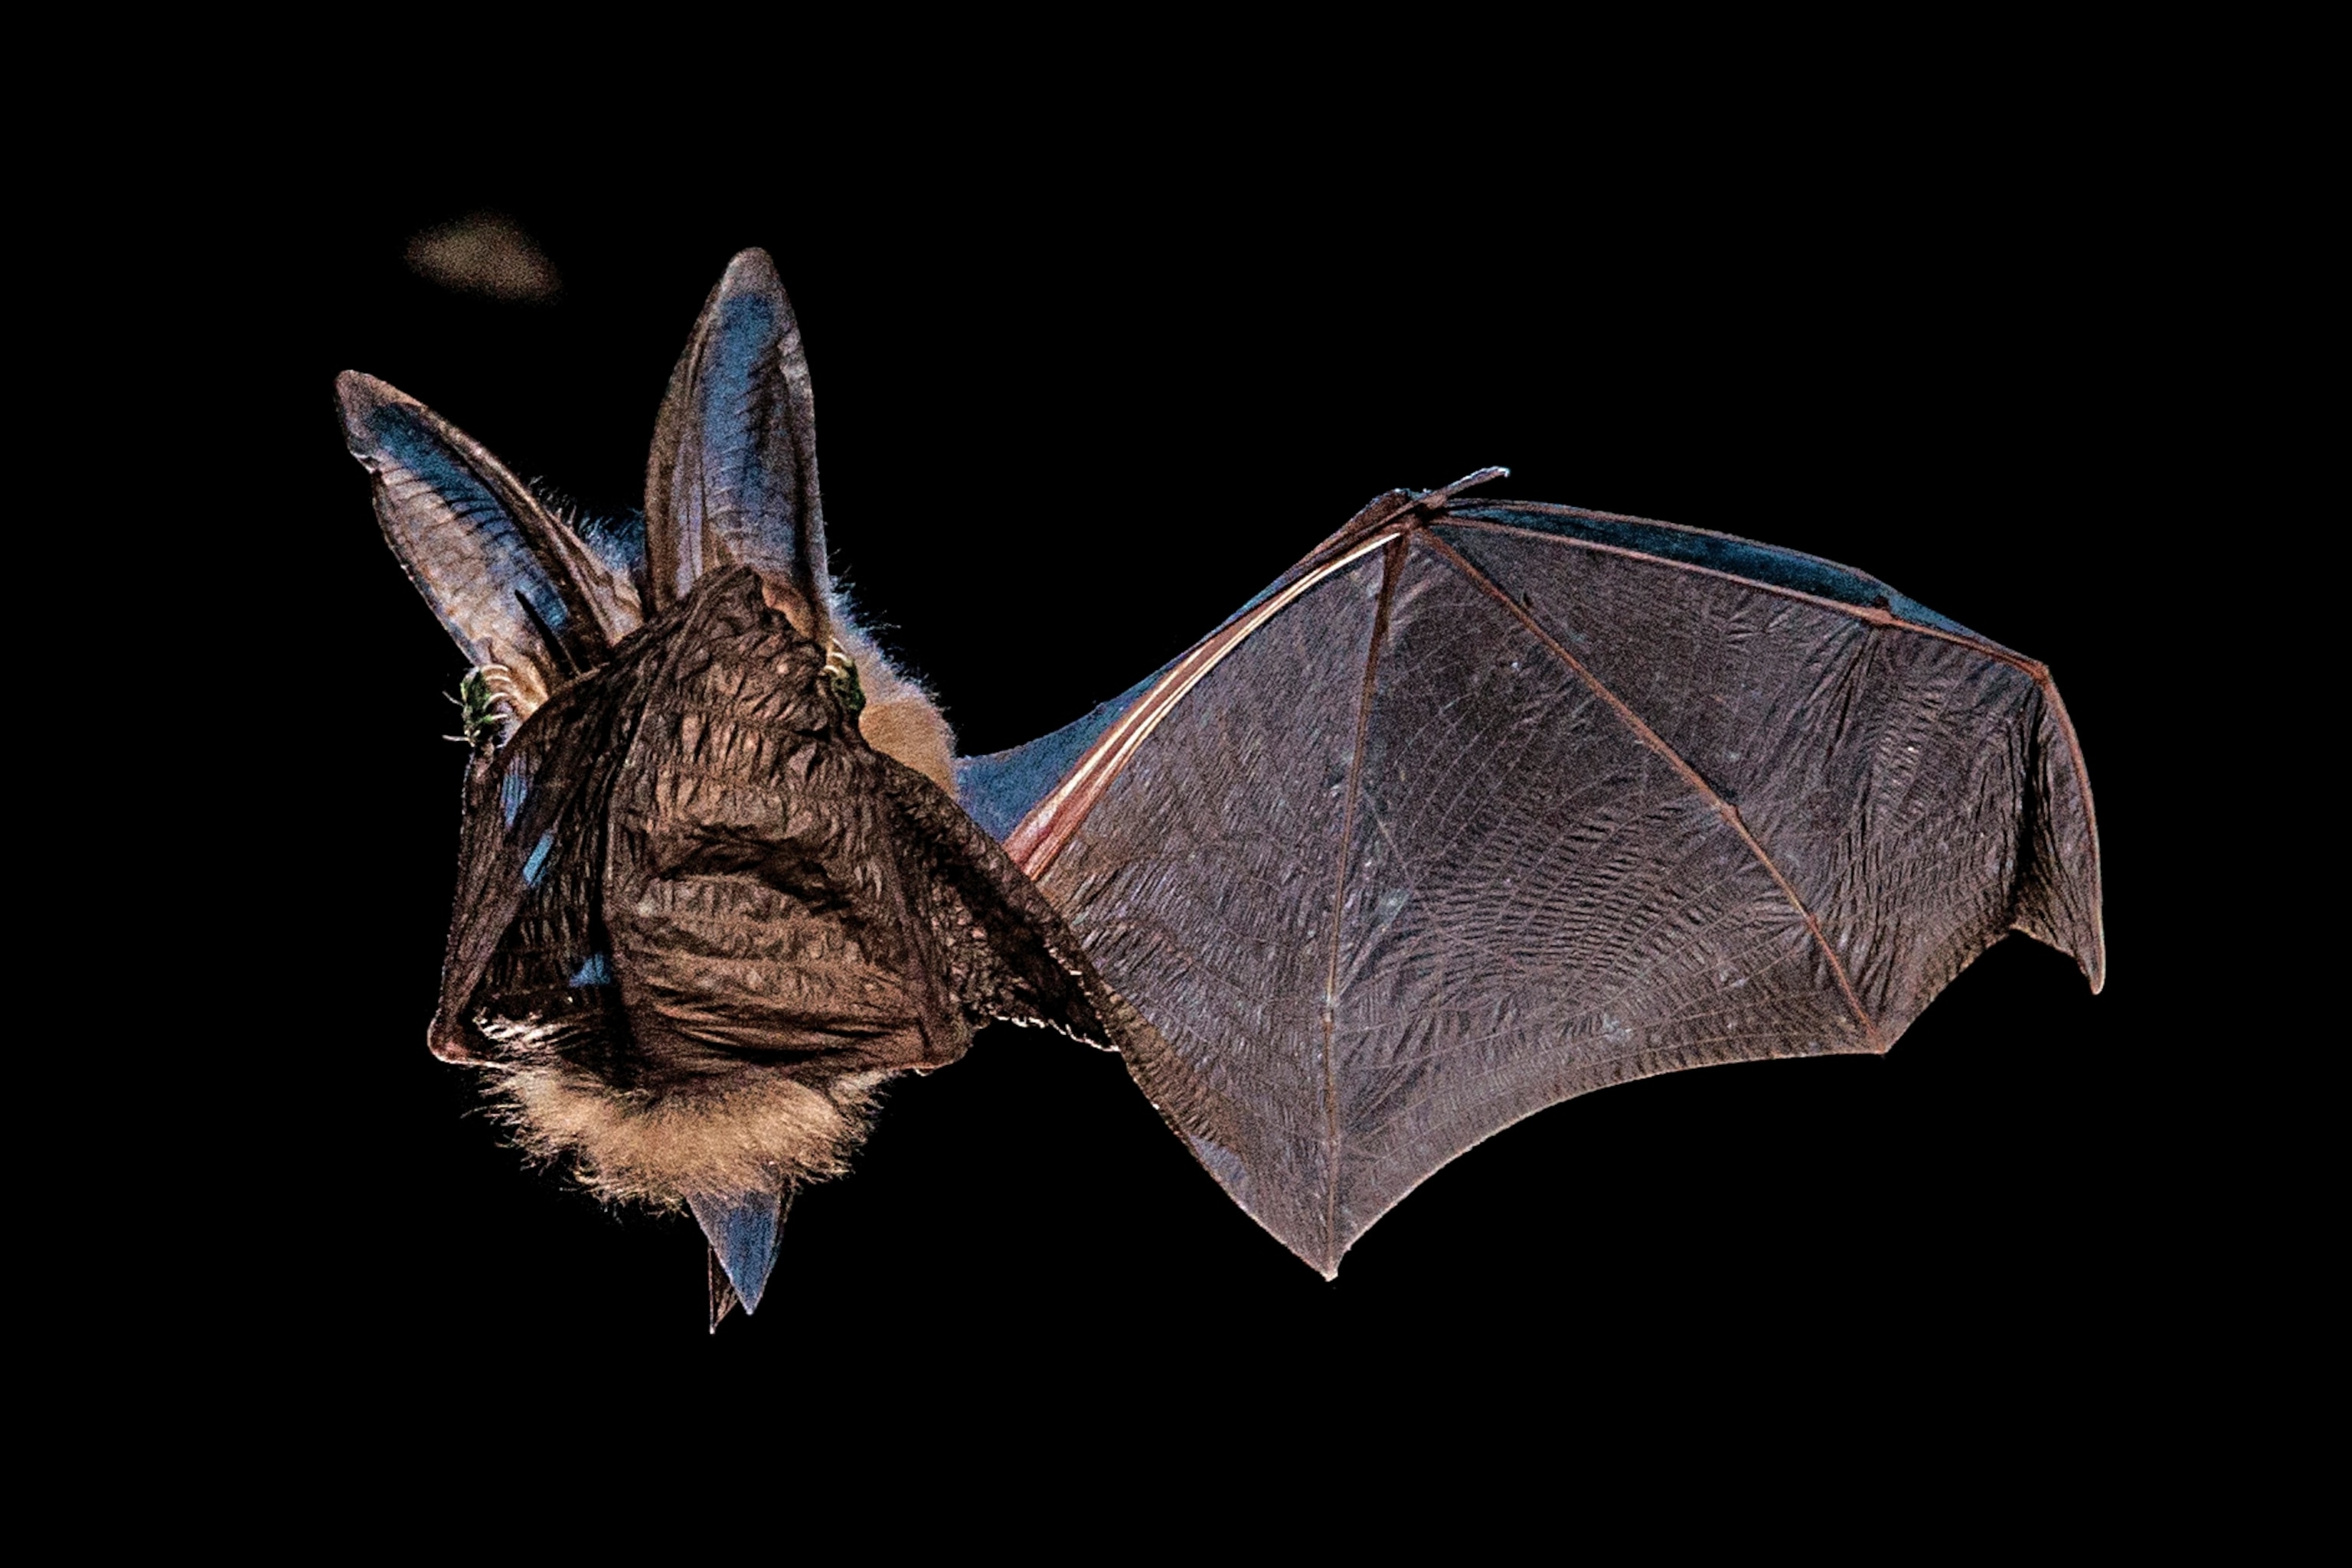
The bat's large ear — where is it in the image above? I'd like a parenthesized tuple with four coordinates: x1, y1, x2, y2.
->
(688, 1182, 789, 1327)
(645, 248, 832, 644)
(337, 372, 642, 720)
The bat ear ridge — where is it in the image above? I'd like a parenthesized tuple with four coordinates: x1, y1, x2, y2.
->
(337, 370, 639, 717)
(645, 248, 832, 645)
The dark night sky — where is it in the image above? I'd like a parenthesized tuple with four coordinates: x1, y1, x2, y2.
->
(194, 149, 2189, 1426)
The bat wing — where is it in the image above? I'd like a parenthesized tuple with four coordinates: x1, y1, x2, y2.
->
(429, 628, 674, 1067)
(965, 474, 2103, 1277)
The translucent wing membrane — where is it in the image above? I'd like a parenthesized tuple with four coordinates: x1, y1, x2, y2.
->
(955, 668, 1167, 841)
(1005, 491, 2102, 1276)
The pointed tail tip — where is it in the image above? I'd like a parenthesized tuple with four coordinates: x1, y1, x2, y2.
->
(707, 1246, 742, 1334)
(688, 1186, 789, 1319)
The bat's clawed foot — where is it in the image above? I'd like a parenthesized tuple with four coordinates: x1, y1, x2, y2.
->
(444, 666, 519, 753)
(824, 646, 867, 720)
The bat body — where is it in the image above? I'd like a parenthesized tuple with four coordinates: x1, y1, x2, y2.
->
(338, 250, 2103, 1325)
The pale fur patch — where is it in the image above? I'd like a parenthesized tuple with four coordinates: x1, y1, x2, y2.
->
(831, 609, 957, 795)
(487, 1059, 892, 1207)
(859, 697, 957, 794)
(753, 577, 956, 791)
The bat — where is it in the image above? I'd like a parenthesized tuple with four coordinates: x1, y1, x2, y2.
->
(337, 248, 2104, 1330)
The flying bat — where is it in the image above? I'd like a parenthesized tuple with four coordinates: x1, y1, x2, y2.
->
(337, 248, 2105, 1329)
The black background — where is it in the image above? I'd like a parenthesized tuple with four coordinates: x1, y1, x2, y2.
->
(218, 157, 2177, 1419)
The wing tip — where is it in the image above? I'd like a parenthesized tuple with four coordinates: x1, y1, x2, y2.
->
(1272, 1223, 1348, 1282)
(2024, 671, 2105, 1001)
(1276, 1236, 1344, 1282)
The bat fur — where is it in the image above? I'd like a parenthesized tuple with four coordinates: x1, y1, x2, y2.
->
(833, 613, 957, 797)
(488, 1055, 892, 1208)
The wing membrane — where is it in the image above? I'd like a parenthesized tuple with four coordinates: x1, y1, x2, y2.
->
(1008, 492, 2102, 1275)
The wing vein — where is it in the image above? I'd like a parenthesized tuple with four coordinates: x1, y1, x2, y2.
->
(1009, 530, 1403, 880)
(1318, 537, 1404, 1266)
(1417, 528, 1888, 1054)
(1440, 514, 2040, 676)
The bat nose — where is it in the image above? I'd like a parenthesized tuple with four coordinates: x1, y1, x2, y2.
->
(426, 1011, 485, 1063)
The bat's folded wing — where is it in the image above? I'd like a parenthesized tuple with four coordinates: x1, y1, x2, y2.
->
(978, 488, 2102, 1276)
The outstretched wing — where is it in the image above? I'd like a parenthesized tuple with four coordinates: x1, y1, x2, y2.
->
(969, 477, 2103, 1276)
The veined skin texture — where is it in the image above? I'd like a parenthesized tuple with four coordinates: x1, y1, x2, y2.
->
(995, 492, 2099, 1276)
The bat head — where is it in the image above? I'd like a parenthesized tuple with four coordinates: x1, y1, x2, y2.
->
(339, 250, 1137, 1320)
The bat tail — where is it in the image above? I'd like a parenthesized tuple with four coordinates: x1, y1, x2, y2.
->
(689, 1185, 792, 1319)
